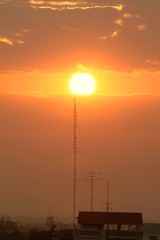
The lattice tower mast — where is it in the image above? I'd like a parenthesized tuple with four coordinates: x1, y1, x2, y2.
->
(73, 97, 77, 231)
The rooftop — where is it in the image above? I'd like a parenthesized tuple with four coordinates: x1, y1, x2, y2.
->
(78, 211, 143, 226)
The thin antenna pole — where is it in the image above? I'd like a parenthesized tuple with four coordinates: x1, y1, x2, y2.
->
(107, 180, 110, 212)
(73, 97, 77, 231)
(102, 180, 111, 213)
(91, 177, 93, 211)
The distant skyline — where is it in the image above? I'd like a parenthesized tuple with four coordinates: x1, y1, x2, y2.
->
(0, 0, 160, 223)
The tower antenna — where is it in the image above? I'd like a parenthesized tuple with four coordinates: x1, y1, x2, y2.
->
(73, 97, 77, 231)
(84, 171, 102, 211)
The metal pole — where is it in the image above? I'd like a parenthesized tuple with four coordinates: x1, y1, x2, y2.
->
(107, 180, 110, 212)
(91, 177, 93, 211)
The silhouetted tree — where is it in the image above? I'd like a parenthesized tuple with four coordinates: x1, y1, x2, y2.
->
(0, 215, 18, 233)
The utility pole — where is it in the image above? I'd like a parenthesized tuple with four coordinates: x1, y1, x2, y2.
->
(104, 180, 111, 212)
(84, 172, 102, 211)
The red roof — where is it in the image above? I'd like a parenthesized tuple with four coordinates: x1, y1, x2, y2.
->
(78, 211, 143, 225)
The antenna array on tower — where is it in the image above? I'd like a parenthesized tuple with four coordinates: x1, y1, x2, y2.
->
(84, 171, 102, 211)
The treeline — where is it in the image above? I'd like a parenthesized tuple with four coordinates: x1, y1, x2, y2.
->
(0, 215, 73, 240)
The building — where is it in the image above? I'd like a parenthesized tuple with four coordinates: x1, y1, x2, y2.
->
(142, 223, 160, 240)
(77, 211, 143, 240)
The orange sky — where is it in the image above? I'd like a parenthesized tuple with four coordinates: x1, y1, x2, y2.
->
(0, 0, 160, 223)
(0, 0, 160, 96)
(0, 93, 160, 223)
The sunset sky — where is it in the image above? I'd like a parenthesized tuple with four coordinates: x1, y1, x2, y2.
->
(0, 0, 160, 223)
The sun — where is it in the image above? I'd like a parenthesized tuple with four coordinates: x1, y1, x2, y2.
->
(69, 73, 96, 95)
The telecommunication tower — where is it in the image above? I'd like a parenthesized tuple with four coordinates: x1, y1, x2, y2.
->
(73, 97, 77, 231)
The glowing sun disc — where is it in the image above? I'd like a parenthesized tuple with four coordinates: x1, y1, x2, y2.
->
(70, 73, 96, 95)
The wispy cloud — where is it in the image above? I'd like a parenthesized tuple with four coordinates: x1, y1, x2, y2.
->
(123, 13, 139, 19)
(0, 90, 50, 98)
(0, 0, 11, 4)
(0, 35, 25, 46)
(115, 19, 123, 26)
(0, 28, 31, 47)
(99, 30, 120, 41)
(29, 0, 123, 11)
(111, 30, 120, 38)
(137, 24, 147, 31)
(60, 25, 80, 32)
(146, 59, 160, 66)
(16, 39, 25, 44)
(0, 36, 13, 46)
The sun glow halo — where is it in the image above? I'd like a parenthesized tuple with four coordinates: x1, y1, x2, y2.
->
(70, 73, 96, 95)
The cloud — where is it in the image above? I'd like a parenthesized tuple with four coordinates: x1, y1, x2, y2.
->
(146, 59, 160, 66)
(136, 24, 147, 31)
(115, 19, 123, 26)
(16, 39, 25, 44)
(0, 32, 27, 46)
(0, 90, 50, 98)
(0, 36, 13, 46)
(60, 25, 80, 32)
(0, 0, 11, 4)
(123, 13, 139, 19)
(99, 30, 120, 41)
(0, 28, 31, 47)
(28, 0, 123, 11)
(0, 0, 159, 73)
(111, 30, 120, 38)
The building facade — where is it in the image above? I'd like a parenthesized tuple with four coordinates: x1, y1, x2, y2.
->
(77, 211, 143, 240)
